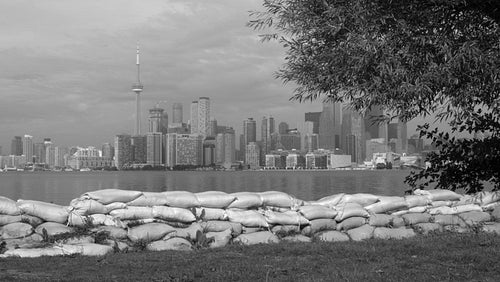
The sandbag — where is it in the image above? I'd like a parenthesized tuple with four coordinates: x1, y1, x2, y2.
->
(59, 235, 95, 245)
(301, 218, 337, 236)
(315, 230, 350, 242)
(0, 196, 21, 215)
(365, 197, 408, 214)
(1, 247, 66, 258)
(195, 207, 227, 221)
(127, 222, 175, 242)
(201, 220, 242, 235)
(491, 206, 500, 221)
(127, 192, 169, 206)
(206, 229, 232, 248)
(227, 192, 263, 209)
(58, 243, 114, 256)
(368, 214, 394, 227)
(404, 195, 431, 208)
(2, 233, 44, 251)
(373, 227, 416, 240)
(226, 209, 268, 228)
(433, 214, 466, 226)
(1, 222, 33, 239)
(233, 231, 279, 245)
(162, 191, 200, 208)
(164, 223, 204, 241)
(298, 205, 337, 220)
(469, 191, 500, 206)
(195, 191, 236, 208)
(35, 222, 74, 237)
(428, 204, 482, 215)
(109, 207, 154, 220)
(68, 198, 107, 216)
(105, 202, 127, 212)
(401, 213, 432, 225)
(413, 189, 461, 201)
(17, 200, 69, 224)
(413, 223, 442, 235)
(81, 189, 143, 205)
(408, 206, 427, 213)
(147, 237, 193, 251)
(271, 224, 301, 235)
(391, 217, 406, 228)
(258, 191, 301, 208)
(20, 214, 44, 227)
(339, 193, 379, 207)
(481, 223, 500, 235)
(337, 217, 366, 231)
(0, 214, 22, 226)
(92, 226, 128, 240)
(89, 214, 124, 227)
(281, 234, 312, 243)
(264, 210, 309, 226)
(311, 193, 345, 207)
(334, 203, 369, 221)
(482, 202, 500, 212)
(152, 206, 196, 223)
(431, 201, 453, 208)
(242, 226, 265, 234)
(458, 211, 492, 226)
(347, 224, 374, 241)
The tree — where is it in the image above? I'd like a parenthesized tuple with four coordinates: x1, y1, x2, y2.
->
(249, 0, 500, 192)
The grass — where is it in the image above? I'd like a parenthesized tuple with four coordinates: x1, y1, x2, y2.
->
(1, 232, 500, 281)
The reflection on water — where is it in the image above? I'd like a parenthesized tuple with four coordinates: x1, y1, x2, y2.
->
(0, 170, 413, 205)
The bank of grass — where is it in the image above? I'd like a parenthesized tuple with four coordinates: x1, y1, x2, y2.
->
(1, 232, 499, 281)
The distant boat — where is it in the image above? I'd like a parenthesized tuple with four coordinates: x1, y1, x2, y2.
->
(79, 168, 92, 172)
(64, 168, 74, 172)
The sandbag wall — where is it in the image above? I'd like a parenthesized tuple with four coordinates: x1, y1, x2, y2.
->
(1, 188, 500, 258)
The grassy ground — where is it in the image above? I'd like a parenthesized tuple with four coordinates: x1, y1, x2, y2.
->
(1, 232, 499, 281)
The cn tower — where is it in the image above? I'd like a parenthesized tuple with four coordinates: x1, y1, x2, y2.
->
(132, 44, 144, 135)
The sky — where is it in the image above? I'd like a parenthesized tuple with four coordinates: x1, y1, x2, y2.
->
(0, 0, 420, 152)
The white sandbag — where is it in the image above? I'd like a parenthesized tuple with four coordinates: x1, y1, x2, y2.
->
(1, 247, 67, 258)
(390, 210, 409, 216)
(17, 200, 69, 224)
(226, 209, 268, 228)
(301, 218, 337, 236)
(264, 210, 309, 226)
(431, 201, 453, 207)
(339, 193, 379, 207)
(195, 208, 227, 221)
(59, 243, 114, 256)
(242, 226, 265, 234)
(404, 195, 431, 208)
(0, 196, 21, 215)
(147, 237, 193, 251)
(365, 197, 408, 214)
(258, 191, 301, 208)
(127, 222, 175, 242)
(0, 214, 22, 226)
(201, 220, 242, 235)
(413, 223, 443, 235)
(408, 206, 427, 213)
(227, 192, 263, 209)
(2, 234, 43, 251)
(89, 214, 124, 227)
(281, 234, 312, 243)
(271, 224, 301, 235)
(337, 217, 367, 231)
(413, 189, 461, 201)
(164, 223, 204, 241)
(162, 191, 200, 208)
(35, 222, 74, 237)
(195, 191, 236, 208)
(152, 206, 196, 223)
(21, 214, 44, 227)
(347, 224, 374, 241)
(481, 223, 500, 235)
(315, 230, 350, 242)
(433, 214, 466, 226)
(469, 191, 500, 206)
(298, 205, 337, 220)
(392, 217, 406, 228)
(373, 227, 416, 240)
(429, 204, 482, 215)
(311, 193, 345, 207)
(92, 226, 128, 240)
(206, 229, 233, 248)
(1, 222, 33, 239)
(233, 231, 279, 245)
(482, 202, 500, 212)
(127, 192, 170, 206)
(59, 235, 95, 245)
(368, 214, 394, 227)
(334, 203, 369, 221)
(67, 213, 90, 227)
(81, 189, 143, 205)
(458, 211, 492, 225)
(401, 213, 432, 225)
(109, 206, 154, 220)
(68, 198, 107, 216)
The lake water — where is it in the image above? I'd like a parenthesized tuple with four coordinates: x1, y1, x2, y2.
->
(0, 170, 414, 205)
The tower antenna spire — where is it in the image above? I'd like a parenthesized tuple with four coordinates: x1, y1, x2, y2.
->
(132, 42, 144, 135)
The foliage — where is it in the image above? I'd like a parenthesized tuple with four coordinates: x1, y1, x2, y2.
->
(249, 0, 500, 192)
(192, 230, 214, 250)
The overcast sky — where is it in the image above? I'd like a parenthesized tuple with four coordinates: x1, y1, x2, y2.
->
(0, 0, 421, 152)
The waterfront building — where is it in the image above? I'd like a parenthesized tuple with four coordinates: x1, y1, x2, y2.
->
(190, 101, 198, 134)
(160, 110, 169, 135)
(342, 107, 365, 163)
(146, 132, 163, 166)
(22, 135, 33, 163)
(215, 128, 236, 166)
(305, 151, 328, 169)
(265, 154, 282, 169)
(54, 146, 67, 168)
(366, 138, 391, 161)
(114, 134, 133, 169)
(305, 112, 321, 134)
(319, 103, 342, 150)
(198, 97, 210, 138)
(209, 118, 217, 138)
(45, 143, 56, 169)
(387, 120, 408, 154)
(245, 142, 260, 169)
(260, 116, 275, 165)
(279, 129, 301, 151)
(278, 122, 289, 135)
(131, 135, 147, 164)
(176, 134, 203, 166)
(165, 133, 177, 167)
(304, 133, 319, 153)
(242, 117, 257, 161)
(329, 154, 352, 169)
(68, 147, 112, 170)
(101, 143, 114, 159)
(203, 138, 216, 166)
(33, 142, 45, 164)
(11, 136, 23, 156)
(172, 103, 183, 124)
(286, 151, 305, 169)
(148, 106, 164, 133)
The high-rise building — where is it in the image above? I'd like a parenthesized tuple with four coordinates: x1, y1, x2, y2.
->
(45, 141, 55, 168)
(243, 118, 257, 145)
(172, 103, 183, 124)
(166, 134, 203, 167)
(114, 134, 132, 169)
(278, 122, 289, 135)
(261, 116, 275, 156)
(209, 118, 217, 138)
(203, 137, 216, 166)
(279, 129, 301, 151)
(304, 133, 319, 153)
(319, 103, 342, 150)
(34, 142, 45, 164)
(132, 44, 144, 136)
(147, 132, 163, 166)
(148, 107, 164, 133)
(407, 135, 424, 154)
(245, 142, 260, 169)
(160, 110, 169, 135)
(101, 143, 114, 159)
(54, 146, 67, 168)
(342, 107, 365, 163)
(22, 135, 33, 163)
(131, 135, 147, 164)
(364, 106, 387, 140)
(215, 128, 235, 165)
(190, 101, 198, 134)
(305, 112, 321, 134)
(198, 97, 210, 137)
(11, 136, 23, 156)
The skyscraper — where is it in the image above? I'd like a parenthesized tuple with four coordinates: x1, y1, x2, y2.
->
(305, 112, 321, 134)
(147, 132, 163, 166)
(209, 118, 217, 137)
(172, 103, 183, 124)
(198, 97, 210, 137)
(215, 128, 235, 166)
(278, 122, 289, 135)
(261, 116, 275, 154)
(11, 136, 23, 156)
(245, 142, 260, 169)
(101, 143, 114, 159)
(190, 101, 198, 134)
(148, 106, 164, 133)
(22, 135, 33, 163)
(114, 134, 132, 169)
(342, 107, 365, 163)
(319, 103, 342, 150)
(165, 134, 203, 167)
(132, 44, 144, 136)
(160, 110, 168, 135)
(131, 135, 147, 164)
